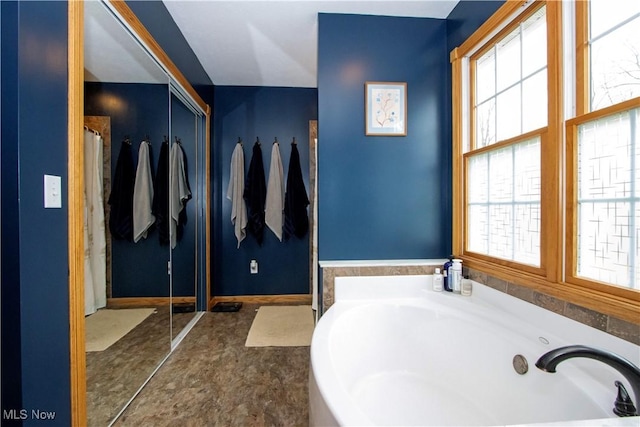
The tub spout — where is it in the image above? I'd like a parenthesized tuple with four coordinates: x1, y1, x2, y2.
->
(535, 345, 640, 416)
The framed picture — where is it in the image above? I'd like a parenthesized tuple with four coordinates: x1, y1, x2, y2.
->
(365, 81, 407, 136)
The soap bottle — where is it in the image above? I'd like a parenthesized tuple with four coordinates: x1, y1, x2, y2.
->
(449, 259, 463, 294)
(432, 268, 443, 292)
(443, 256, 454, 292)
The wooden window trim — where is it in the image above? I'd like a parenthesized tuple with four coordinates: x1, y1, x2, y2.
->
(565, 0, 640, 306)
(457, 1, 528, 59)
(459, 1, 557, 276)
(575, 0, 589, 115)
(564, 97, 640, 302)
(452, 0, 640, 324)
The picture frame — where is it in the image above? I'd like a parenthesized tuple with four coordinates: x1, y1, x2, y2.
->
(365, 81, 407, 136)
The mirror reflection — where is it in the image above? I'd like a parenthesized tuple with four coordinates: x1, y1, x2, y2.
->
(169, 91, 199, 340)
(83, 2, 172, 425)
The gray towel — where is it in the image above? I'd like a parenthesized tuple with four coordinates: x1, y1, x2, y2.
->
(133, 141, 155, 243)
(227, 143, 247, 248)
(265, 142, 284, 241)
(170, 142, 192, 249)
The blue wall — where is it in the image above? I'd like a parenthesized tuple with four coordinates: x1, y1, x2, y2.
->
(447, 1, 505, 53)
(1, 1, 24, 419)
(85, 82, 173, 298)
(1, 2, 71, 425)
(318, 13, 450, 261)
(214, 86, 317, 295)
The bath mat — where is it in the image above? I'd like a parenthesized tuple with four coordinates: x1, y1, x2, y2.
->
(245, 305, 314, 347)
(85, 308, 155, 352)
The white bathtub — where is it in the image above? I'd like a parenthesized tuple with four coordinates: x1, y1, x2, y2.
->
(309, 275, 640, 426)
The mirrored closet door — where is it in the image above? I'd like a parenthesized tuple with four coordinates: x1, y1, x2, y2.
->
(79, 2, 210, 425)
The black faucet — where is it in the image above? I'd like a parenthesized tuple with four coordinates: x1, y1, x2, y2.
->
(536, 345, 640, 417)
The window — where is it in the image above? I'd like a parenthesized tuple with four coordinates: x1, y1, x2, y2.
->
(572, 107, 639, 289)
(467, 136, 541, 266)
(473, 6, 547, 148)
(587, 1, 640, 111)
(568, 0, 640, 293)
(452, 0, 640, 322)
(464, 5, 546, 268)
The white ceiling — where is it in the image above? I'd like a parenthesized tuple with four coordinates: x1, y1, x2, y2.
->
(162, 0, 460, 88)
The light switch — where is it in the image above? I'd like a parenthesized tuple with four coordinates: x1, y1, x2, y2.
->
(44, 175, 62, 208)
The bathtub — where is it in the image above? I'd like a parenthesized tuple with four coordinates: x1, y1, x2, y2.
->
(309, 275, 640, 426)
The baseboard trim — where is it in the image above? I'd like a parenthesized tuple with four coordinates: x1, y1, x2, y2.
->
(209, 294, 312, 309)
(107, 296, 195, 308)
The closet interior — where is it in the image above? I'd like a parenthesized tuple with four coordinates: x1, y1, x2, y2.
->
(82, 1, 208, 425)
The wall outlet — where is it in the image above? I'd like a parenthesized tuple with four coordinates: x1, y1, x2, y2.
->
(250, 260, 258, 274)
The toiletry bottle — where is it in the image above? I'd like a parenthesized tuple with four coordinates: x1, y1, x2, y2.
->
(433, 268, 443, 292)
(461, 275, 472, 296)
(443, 256, 454, 292)
(449, 259, 463, 294)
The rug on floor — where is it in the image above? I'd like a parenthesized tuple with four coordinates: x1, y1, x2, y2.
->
(245, 305, 314, 347)
(85, 308, 155, 352)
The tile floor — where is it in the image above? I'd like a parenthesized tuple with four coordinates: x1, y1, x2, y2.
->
(113, 304, 310, 426)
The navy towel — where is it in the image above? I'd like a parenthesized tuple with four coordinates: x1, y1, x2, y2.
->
(283, 143, 309, 240)
(108, 140, 135, 240)
(152, 140, 170, 245)
(244, 141, 266, 245)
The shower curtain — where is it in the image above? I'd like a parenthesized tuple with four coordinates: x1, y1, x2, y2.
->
(84, 128, 107, 315)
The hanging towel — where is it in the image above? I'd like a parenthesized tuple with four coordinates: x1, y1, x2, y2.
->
(170, 141, 192, 249)
(91, 132, 107, 311)
(85, 130, 106, 314)
(133, 140, 155, 242)
(152, 140, 170, 245)
(227, 142, 247, 248)
(109, 140, 135, 240)
(265, 141, 284, 241)
(283, 142, 309, 240)
(243, 141, 266, 245)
